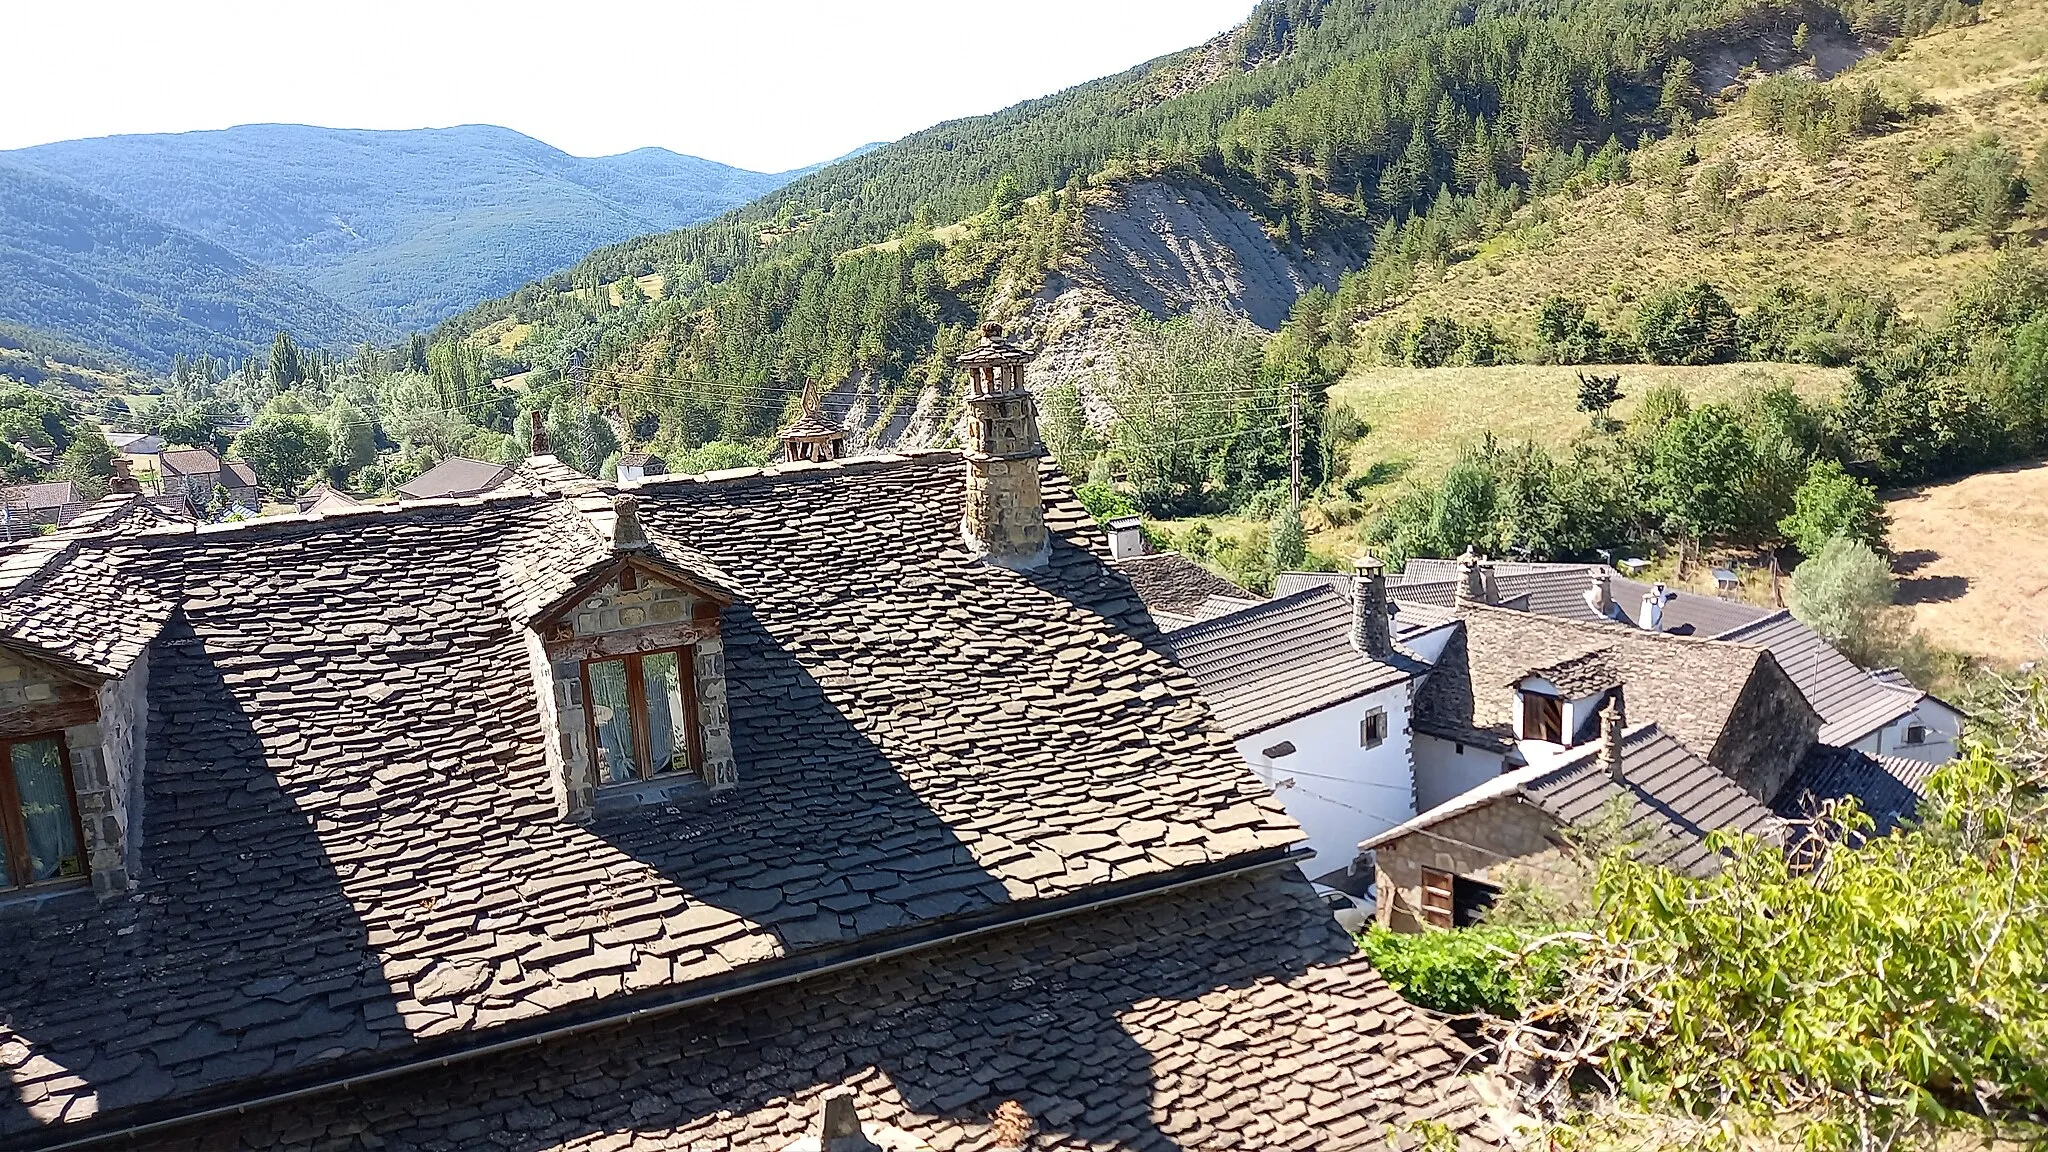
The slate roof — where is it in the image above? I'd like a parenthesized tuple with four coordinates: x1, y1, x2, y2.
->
(776, 411, 846, 440)
(104, 432, 163, 455)
(157, 448, 224, 478)
(1396, 559, 1776, 635)
(1714, 611, 1927, 744)
(0, 542, 175, 677)
(1773, 743, 1937, 834)
(1411, 603, 1779, 758)
(1521, 649, 1623, 697)
(394, 455, 517, 500)
(0, 481, 79, 511)
(0, 451, 1412, 1144)
(1164, 586, 1410, 738)
(1113, 552, 1258, 627)
(1366, 723, 1783, 876)
(297, 484, 363, 515)
(131, 871, 1495, 1151)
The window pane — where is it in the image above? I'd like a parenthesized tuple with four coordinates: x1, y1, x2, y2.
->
(12, 738, 80, 884)
(587, 660, 639, 784)
(642, 651, 689, 777)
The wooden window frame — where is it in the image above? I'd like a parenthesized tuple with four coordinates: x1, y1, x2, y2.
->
(1361, 708, 1388, 750)
(1419, 866, 1455, 929)
(0, 732, 89, 892)
(1521, 690, 1564, 743)
(580, 646, 702, 786)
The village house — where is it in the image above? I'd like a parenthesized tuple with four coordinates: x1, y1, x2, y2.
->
(156, 446, 259, 515)
(0, 326, 1497, 1151)
(1389, 557, 1962, 765)
(0, 481, 85, 537)
(393, 454, 519, 500)
(1365, 712, 1785, 930)
(100, 432, 163, 480)
(1104, 518, 1262, 630)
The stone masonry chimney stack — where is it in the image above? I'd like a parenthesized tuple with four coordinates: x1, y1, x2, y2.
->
(1454, 546, 1486, 609)
(956, 323, 1048, 569)
(1599, 698, 1627, 783)
(530, 408, 550, 456)
(1352, 553, 1391, 659)
(108, 457, 141, 495)
(611, 494, 649, 553)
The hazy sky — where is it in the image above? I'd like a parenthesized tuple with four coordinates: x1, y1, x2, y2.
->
(3, 0, 1257, 171)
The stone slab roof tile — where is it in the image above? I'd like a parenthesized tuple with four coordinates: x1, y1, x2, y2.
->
(1774, 743, 1936, 834)
(1165, 586, 1411, 738)
(394, 456, 518, 501)
(138, 872, 1502, 1152)
(1412, 604, 1770, 758)
(1114, 552, 1256, 618)
(0, 454, 1313, 1140)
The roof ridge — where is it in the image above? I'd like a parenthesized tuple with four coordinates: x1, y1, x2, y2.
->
(1461, 600, 1769, 655)
(625, 449, 962, 493)
(1712, 608, 1795, 639)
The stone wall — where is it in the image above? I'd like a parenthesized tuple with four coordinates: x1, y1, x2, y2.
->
(538, 569, 734, 822)
(1374, 798, 1568, 932)
(0, 646, 138, 899)
(1712, 654, 1821, 804)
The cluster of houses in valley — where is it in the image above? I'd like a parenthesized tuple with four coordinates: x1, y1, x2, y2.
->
(0, 327, 1956, 1149)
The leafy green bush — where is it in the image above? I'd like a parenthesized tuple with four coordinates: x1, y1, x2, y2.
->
(1636, 281, 1741, 365)
(1791, 535, 1897, 659)
(1916, 137, 2024, 232)
(1358, 925, 1573, 1016)
(1778, 460, 1887, 556)
(1528, 723, 2048, 1149)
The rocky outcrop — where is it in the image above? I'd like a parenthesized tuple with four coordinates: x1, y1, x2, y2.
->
(881, 177, 1361, 447)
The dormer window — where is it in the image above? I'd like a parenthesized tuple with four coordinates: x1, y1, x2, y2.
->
(585, 648, 700, 784)
(1518, 690, 1564, 744)
(0, 734, 86, 890)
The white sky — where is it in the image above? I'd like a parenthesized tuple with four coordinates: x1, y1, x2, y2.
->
(3, 0, 1257, 172)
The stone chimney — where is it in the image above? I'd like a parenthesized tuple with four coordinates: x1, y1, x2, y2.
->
(956, 323, 1047, 569)
(611, 494, 649, 553)
(1351, 553, 1391, 659)
(1599, 697, 1627, 783)
(1585, 567, 1612, 618)
(1106, 515, 1144, 560)
(804, 1089, 882, 1152)
(1454, 546, 1494, 609)
(108, 457, 141, 495)
(1639, 582, 1668, 632)
(530, 408, 550, 456)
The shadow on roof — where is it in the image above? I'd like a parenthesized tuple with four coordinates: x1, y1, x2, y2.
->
(0, 613, 401, 1137)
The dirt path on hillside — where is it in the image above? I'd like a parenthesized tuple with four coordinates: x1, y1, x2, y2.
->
(1886, 459, 2048, 667)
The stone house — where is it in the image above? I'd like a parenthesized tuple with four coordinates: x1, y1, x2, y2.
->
(0, 482, 85, 537)
(0, 327, 1498, 1150)
(1366, 713, 1784, 930)
(157, 447, 259, 514)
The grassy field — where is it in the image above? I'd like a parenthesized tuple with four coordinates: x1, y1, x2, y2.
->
(1370, 0, 2048, 344)
(1886, 458, 2048, 666)
(1329, 361, 1849, 493)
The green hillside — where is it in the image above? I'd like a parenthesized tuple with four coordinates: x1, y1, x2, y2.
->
(5, 124, 813, 332)
(0, 161, 390, 370)
(441, 0, 1962, 457)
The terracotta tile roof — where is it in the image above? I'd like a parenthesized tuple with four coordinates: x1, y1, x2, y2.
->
(1165, 586, 1410, 738)
(0, 453, 1355, 1142)
(1714, 610, 1926, 744)
(1114, 552, 1256, 619)
(142, 873, 1497, 1151)
(1774, 743, 1936, 834)
(1368, 722, 1782, 876)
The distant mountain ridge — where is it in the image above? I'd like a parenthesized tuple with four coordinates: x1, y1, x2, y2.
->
(0, 161, 390, 370)
(1, 123, 844, 361)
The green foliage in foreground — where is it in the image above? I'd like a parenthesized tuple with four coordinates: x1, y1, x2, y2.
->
(1509, 683, 2048, 1149)
(1358, 925, 1572, 1017)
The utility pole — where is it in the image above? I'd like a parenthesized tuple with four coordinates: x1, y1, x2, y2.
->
(1288, 380, 1302, 512)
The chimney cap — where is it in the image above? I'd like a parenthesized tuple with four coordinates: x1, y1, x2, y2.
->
(956, 322, 1034, 367)
(611, 494, 649, 552)
(1354, 552, 1385, 577)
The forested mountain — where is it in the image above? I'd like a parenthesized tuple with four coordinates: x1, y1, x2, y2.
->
(439, 0, 1960, 460)
(4, 124, 819, 332)
(0, 162, 389, 370)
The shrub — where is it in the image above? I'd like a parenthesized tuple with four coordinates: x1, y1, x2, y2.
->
(1269, 505, 1307, 570)
(1636, 281, 1741, 365)
(1916, 137, 2023, 232)
(1359, 925, 1574, 1016)
(1791, 535, 1897, 657)
(1778, 460, 1888, 556)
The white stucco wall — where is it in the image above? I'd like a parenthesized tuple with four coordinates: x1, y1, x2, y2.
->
(1846, 699, 1962, 764)
(1412, 731, 1511, 812)
(1236, 681, 1413, 881)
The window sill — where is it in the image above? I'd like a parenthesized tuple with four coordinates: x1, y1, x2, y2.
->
(593, 773, 712, 819)
(0, 879, 93, 917)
